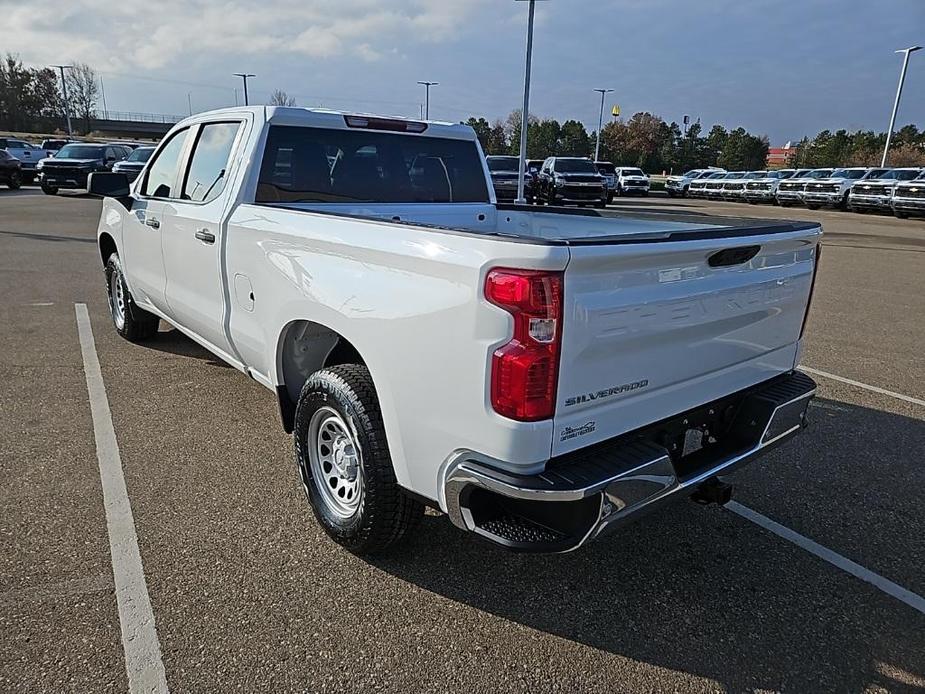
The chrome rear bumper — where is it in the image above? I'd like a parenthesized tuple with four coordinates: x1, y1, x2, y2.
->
(445, 371, 816, 552)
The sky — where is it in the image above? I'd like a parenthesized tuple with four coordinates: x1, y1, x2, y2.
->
(2, 0, 923, 145)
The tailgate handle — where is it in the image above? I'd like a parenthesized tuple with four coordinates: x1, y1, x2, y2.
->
(708, 245, 761, 267)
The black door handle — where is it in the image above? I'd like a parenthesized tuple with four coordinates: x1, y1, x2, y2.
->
(145, 217, 160, 229)
(195, 229, 216, 244)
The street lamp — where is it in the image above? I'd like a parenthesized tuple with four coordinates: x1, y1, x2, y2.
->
(881, 46, 921, 167)
(233, 73, 256, 106)
(593, 88, 614, 162)
(514, 0, 549, 205)
(417, 81, 439, 119)
(51, 64, 73, 136)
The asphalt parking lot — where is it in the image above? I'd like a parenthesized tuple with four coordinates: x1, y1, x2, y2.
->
(1, 189, 923, 693)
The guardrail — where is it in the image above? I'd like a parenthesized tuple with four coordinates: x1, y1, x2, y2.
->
(94, 111, 184, 124)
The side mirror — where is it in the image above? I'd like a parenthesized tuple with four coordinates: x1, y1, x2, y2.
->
(88, 172, 132, 206)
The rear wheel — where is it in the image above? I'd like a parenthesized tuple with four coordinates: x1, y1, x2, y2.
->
(7, 170, 22, 190)
(294, 364, 423, 555)
(105, 253, 159, 342)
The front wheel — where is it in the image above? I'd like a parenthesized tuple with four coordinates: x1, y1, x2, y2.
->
(295, 365, 423, 555)
(105, 253, 160, 342)
(41, 183, 58, 195)
(7, 170, 22, 190)
(806, 204, 820, 210)
(895, 210, 909, 219)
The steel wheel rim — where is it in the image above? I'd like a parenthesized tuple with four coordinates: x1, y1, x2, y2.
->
(307, 407, 363, 518)
(109, 268, 126, 330)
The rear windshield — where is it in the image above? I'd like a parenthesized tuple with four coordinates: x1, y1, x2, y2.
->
(595, 163, 616, 174)
(806, 169, 833, 179)
(257, 125, 490, 204)
(621, 168, 645, 176)
(56, 144, 105, 159)
(487, 157, 520, 172)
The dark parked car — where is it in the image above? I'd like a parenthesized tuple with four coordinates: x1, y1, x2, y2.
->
(486, 155, 534, 203)
(36, 143, 132, 195)
(536, 157, 608, 207)
(0, 149, 23, 189)
(112, 145, 155, 182)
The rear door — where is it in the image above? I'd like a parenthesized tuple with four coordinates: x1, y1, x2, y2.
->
(161, 119, 246, 358)
(552, 225, 820, 456)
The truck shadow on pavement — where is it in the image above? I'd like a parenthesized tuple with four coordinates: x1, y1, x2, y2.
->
(370, 397, 925, 693)
(141, 325, 233, 368)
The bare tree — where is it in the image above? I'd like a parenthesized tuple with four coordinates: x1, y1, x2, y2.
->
(66, 62, 99, 134)
(269, 89, 296, 106)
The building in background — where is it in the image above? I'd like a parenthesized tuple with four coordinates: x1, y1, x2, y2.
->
(767, 142, 796, 169)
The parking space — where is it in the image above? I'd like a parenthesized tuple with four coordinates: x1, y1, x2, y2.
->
(1, 192, 923, 692)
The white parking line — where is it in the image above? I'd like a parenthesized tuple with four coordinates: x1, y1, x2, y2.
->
(75, 303, 169, 694)
(727, 501, 925, 616)
(802, 366, 925, 407)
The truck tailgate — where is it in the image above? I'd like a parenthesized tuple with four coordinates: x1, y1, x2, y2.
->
(553, 225, 820, 456)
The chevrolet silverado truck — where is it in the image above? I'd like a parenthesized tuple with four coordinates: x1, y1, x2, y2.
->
(892, 169, 925, 218)
(88, 106, 820, 555)
(666, 168, 723, 198)
(775, 168, 833, 207)
(802, 167, 888, 210)
(848, 167, 922, 212)
(688, 171, 727, 198)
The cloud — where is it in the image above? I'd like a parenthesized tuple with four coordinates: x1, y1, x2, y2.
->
(0, 0, 490, 70)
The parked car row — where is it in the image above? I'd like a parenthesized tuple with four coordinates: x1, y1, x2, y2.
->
(0, 136, 157, 193)
(485, 155, 650, 207)
(679, 166, 924, 219)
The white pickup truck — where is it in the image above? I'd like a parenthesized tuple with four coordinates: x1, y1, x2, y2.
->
(89, 107, 820, 555)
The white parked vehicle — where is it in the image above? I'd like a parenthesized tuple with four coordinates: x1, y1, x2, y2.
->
(848, 168, 922, 212)
(703, 171, 743, 199)
(666, 168, 724, 198)
(892, 169, 925, 219)
(721, 171, 765, 201)
(775, 168, 833, 207)
(802, 167, 888, 210)
(688, 171, 727, 198)
(89, 106, 820, 555)
(614, 167, 650, 196)
(743, 169, 802, 204)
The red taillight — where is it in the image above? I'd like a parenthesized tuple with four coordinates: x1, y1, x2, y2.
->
(485, 268, 563, 421)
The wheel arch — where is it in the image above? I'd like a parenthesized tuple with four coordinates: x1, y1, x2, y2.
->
(98, 232, 117, 267)
(274, 319, 367, 433)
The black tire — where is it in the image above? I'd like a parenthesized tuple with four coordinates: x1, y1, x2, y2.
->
(104, 253, 159, 342)
(7, 170, 22, 190)
(895, 210, 909, 219)
(682, 186, 689, 198)
(806, 204, 820, 210)
(294, 364, 423, 555)
(778, 200, 790, 207)
(667, 190, 676, 198)
(41, 184, 58, 195)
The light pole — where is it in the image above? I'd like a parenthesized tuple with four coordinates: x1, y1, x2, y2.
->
(51, 65, 73, 136)
(593, 88, 614, 162)
(233, 73, 256, 106)
(187, 92, 193, 117)
(417, 81, 438, 119)
(514, 0, 548, 204)
(881, 46, 921, 167)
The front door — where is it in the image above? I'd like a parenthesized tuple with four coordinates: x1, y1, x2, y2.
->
(161, 120, 245, 359)
(121, 126, 192, 313)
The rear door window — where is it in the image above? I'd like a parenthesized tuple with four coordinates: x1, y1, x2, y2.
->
(182, 122, 241, 203)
